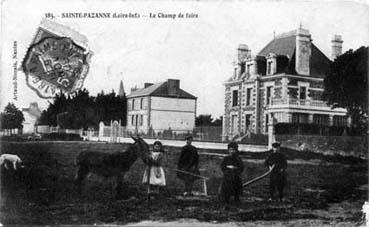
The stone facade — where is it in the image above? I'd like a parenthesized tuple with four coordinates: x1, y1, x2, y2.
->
(223, 28, 348, 140)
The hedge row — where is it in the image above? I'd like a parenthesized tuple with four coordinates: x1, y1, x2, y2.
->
(275, 123, 366, 136)
(41, 133, 83, 141)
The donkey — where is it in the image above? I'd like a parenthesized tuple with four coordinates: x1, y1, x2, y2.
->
(75, 136, 150, 198)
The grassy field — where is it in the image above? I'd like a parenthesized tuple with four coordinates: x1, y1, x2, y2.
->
(0, 141, 367, 225)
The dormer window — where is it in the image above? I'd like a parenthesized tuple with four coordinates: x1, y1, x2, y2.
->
(266, 53, 277, 75)
(267, 61, 272, 75)
(233, 67, 238, 79)
(240, 62, 245, 74)
(246, 63, 253, 74)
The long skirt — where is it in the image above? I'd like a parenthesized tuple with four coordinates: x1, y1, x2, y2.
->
(142, 166, 166, 186)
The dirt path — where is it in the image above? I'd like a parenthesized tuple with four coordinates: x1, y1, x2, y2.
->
(124, 218, 360, 227)
(125, 198, 366, 226)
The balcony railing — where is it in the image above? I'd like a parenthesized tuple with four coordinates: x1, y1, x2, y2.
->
(270, 98, 329, 108)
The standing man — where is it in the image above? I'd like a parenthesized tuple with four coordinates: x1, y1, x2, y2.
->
(177, 135, 200, 196)
(264, 141, 287, 202)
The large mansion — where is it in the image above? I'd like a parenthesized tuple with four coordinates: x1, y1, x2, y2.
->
(223, 27, 347, 139)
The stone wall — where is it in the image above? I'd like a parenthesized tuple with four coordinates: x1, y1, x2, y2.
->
(276, 134, 368, 158)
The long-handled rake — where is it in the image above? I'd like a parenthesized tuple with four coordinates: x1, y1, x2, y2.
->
(174, 169, 209, 196)
(243, 165, 274, 187)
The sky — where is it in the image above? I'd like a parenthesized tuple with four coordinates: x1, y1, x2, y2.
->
(1, 0, 368, 118)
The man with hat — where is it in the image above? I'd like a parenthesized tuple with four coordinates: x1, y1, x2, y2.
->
(264, 141, 287, 202)
(177, 135, 200, 196)
(219, 141, 244, 204)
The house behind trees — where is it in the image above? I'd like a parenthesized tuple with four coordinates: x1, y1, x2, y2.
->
(22, 102, 41, 134)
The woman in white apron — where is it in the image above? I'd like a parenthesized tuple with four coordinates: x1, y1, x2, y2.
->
(142, 141, 166, 194)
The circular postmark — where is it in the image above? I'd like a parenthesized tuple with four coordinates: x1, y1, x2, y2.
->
(22, 37, 90, 98)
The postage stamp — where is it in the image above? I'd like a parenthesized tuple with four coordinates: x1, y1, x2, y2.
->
(22, 19, 92, 99)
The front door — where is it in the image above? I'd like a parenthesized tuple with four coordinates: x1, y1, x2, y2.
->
(231, 115, 238, 137)
(245, 114, 251, 131)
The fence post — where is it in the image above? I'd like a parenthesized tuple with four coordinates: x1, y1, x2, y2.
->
(99, 122, 104, 141)
(119, 120, 121, 143)
(363, 202, 369, 227)
(203, 179, 208, 196)
(268, 115, 277, 149)
(268, 123, 274, 150)
(110, 120, 113, 143)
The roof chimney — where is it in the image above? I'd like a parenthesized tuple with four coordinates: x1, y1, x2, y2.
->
(167, 79, 180, 96)
(144, 83, 154, 88)
(331, 35, 343, 60)
(131, 86, 138, 93)
(237, 44, 251, 63)
(295, 27, 312, 75)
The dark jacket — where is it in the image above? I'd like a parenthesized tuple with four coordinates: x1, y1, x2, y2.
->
(177, 144, 200, 181)
(221, 154, 244, 177)
(220, 153, 244, 196)
(264, 150, 287, 176)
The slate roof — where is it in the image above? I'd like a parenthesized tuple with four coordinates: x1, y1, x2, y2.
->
(128, 82, 165, 98)
(309, 44, 331, 77)
(258, 32, 297, 58)
(127, 81, 197, 99)
(258, 29, 331, 77)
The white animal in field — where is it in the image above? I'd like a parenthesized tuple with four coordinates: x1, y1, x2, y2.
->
(0, 154, 24, 170)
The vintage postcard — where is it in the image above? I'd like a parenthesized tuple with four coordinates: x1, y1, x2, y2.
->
(0, 0, 368, 226)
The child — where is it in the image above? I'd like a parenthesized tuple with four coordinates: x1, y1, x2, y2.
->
(264, 141, 287, 202)
(142, 141, 166, 194)
(219, 142, 244, 204)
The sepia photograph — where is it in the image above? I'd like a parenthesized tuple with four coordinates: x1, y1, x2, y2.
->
(0, 0, 368, 226)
